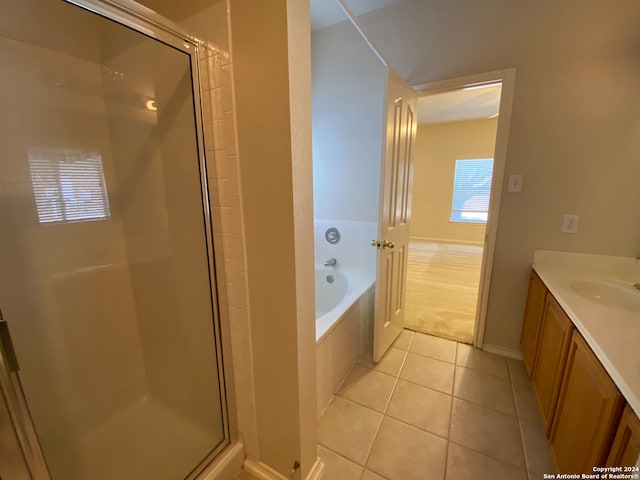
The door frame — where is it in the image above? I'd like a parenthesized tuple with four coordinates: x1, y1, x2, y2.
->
(412, 68, 516, 349)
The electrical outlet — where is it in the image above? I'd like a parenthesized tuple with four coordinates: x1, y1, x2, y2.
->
(562, 214, 579, 234)
(508, 174, 523, 192)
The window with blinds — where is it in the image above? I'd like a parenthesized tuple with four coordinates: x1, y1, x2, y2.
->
(450, 158, 494, 223)
(28, 148, 110, 224)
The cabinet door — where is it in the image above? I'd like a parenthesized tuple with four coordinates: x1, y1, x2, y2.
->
(551, 331, 624, 473)
(532, 295, 573, 433)
(607, 405, 640, 468)
(521, 271, 548, 376)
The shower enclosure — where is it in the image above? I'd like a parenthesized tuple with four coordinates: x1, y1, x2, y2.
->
(0, 1, 231, 478)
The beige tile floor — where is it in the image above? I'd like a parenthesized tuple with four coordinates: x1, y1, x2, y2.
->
(317, 329, 554, 480)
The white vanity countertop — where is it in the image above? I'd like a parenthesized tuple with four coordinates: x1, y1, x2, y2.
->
(532, 250, 640, 418)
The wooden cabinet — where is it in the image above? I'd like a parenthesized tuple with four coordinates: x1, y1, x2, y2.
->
(520, 271, 547, 376)
(607, 405, 640, 468)
(531, 294, 573, 433)
(521, 270, 637, 474)
(550, 331, 625, 473)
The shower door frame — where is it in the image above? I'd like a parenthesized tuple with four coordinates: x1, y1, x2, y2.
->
(0, 1, 235, 478)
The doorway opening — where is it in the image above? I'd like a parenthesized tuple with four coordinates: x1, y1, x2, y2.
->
(407, 71, 515, 348)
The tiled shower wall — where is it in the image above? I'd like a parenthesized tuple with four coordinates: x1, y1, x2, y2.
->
(195, 6, 259, 461)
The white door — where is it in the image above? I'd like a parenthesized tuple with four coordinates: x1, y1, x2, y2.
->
(372, 68, 418, 362)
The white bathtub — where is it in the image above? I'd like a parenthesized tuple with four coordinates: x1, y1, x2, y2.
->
(315, 266, 375, 415)
(315, 266, 374, 342)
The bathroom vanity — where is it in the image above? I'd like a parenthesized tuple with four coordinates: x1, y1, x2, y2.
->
(521, 251, 640, 474)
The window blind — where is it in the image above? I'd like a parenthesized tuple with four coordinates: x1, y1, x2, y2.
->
(450, 158, 494, 223)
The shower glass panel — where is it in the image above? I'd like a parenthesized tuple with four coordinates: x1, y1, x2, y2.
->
(0, 1, 227, 479)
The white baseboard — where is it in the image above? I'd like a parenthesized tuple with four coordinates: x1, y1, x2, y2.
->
(244, 458, 325, 480)
(244, 459, 287, 480)
(198, 442, 245, 480)
(409, 236, 484, 246)
(482, 343, 523, 360)
(306, 458, 326, 480)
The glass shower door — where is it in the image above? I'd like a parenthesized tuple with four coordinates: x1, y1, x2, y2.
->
(0, 1, 227, 478)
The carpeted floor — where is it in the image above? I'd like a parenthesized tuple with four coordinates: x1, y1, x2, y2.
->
(404, 240, 483, 344)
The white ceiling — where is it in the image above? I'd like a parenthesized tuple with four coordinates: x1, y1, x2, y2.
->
(417, 85, 502, 125)
(310, 0, 408, 31)
(309, 1, 501, 125)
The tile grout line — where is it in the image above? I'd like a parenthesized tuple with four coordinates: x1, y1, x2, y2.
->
(453, 362, 512, 381)
(411, 333, 512, 380)
(322, 331, 535, 479)
(447, 438, 531, 471)
(340, 366, 453, 399)
(317, 443, 368, 475)
(381, 339, 411, 416)
(443, 341, 459, 480)
(357, 331, 414, 480)
(319, 354, 360, 421)
(323, 407, 528, 474)
(317, 442, 392, 480)
(404, 333, 460, 362)
(333, 392, 452, 446)
(337, 337, 525, 456)
(509, 360, 533, 477)
(451, 368, 520, 417)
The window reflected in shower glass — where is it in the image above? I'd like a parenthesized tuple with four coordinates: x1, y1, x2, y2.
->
(28, 148, 110, 223)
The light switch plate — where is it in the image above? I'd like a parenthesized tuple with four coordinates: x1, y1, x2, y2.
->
(562, 214, 579, 234)
(508, 174, 523, 192)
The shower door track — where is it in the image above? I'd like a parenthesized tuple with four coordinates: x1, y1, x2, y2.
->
(0, 1, 234, 479)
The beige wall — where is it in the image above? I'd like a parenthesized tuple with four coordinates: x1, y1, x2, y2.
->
(287, 0, 319, 477)
(311, 19, 385, 222)
(356, 0, 640, 352)
(411, 119, 498, 244)
(231, 0, 318, 477)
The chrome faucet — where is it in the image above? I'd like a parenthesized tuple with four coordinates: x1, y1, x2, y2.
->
(324, 257, 337, 267)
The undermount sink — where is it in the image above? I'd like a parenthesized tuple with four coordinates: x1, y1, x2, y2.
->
(569, 280, 640, 313)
